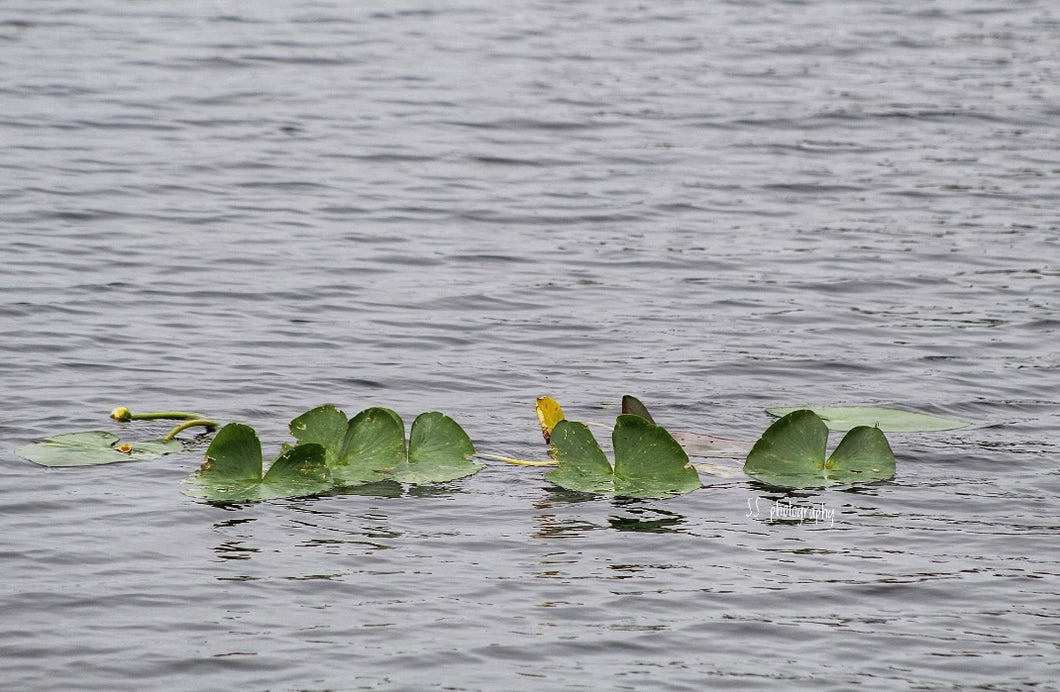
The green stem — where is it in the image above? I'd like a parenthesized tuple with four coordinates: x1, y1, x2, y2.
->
(163, 419, 219, 440)
(110, 407, 209, 422)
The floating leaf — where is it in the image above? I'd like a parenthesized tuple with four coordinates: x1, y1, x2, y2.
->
(535, 396, 565, 443)
(670, 430, 754, 459)
(545, 420, 614, 494)
(545, 415, 700, 499)
(288, 404, 350, 465)
(766, 405, 968, 432)
(745, 410, 895, 489)
(388, 412, 481, 484)
(289, 406, 481, 486)
(336, 407, 407, 482)
(17, 431, 182, 467)
(183, 423, 333, 502)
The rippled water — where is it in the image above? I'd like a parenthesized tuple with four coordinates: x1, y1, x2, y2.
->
(2, 1, 1058, 689)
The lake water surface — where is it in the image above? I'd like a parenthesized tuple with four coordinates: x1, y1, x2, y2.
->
(2, 1, 1058, 690)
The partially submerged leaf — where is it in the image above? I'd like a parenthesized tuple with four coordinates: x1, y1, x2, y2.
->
(745, 410, 895, 489)
(183, 423, 332, 502)
(670, 430, 754, 459)
(535, 396, 565, 443)
(825, 425, 896, 484)
(620, 394, 655, 424)
(545, 420, 614, 494)
(612, 414, 700, 498)
(389, 412, 482, 484)
(289, 404, 350, 466)
(766, 405, 968, 432)
(545, 415, 700, 499)
(17, 430, 182, 467)
(288, 406, 481, 486)
(342, 407, 406, 474)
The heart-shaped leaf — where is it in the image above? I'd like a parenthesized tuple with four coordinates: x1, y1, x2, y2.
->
(544, 420, 614, 494)
(289, 406, 400, 485)
(288, 406, 481, 486)
(289, 404, 350, 465)
(766, 405, 967, 432)
(183, 423, 332, 501)
(388, 412, 482, 484)
(17, 431, 182, 467)
(545, 415, 700, 499)
(745, 410, 895, 489)
(342, 407, 407, 473)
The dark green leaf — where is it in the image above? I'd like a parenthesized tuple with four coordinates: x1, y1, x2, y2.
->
(183, 423, 333, 501)
(613, 414, 700, 498)
(285, 406, 482, 487)
(199, 423, 262, 483)
(389, 412, 482, 484)
(289, 404, 349, 466)
(545, 420, 614, 494)
(621, 395, 655, 424)
(546, 416, 700, 498)
(825, 425, 895, 484)
(745, 410, 895, 489)
(342, 407, 406, 469)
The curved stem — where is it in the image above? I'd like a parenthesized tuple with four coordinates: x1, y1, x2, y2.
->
(111, 407, 210, 422)
(476, 452, 557, 467)
(163, 419, 219, 441)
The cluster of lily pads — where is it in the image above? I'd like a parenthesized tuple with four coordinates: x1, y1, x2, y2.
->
(15, 397, 967, 501)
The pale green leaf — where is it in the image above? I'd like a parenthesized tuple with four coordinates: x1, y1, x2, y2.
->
(17, 430, 182, 467)
(766, 405, 967, 432)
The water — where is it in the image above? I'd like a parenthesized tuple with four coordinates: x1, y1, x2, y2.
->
(2, 1, 1058, 689)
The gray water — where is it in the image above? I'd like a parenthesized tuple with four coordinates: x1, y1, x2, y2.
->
(2, 1, 1058, 689)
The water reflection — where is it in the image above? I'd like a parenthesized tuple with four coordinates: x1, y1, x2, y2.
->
(211, 517, 259, 561)
(608, 505, 687, 534)
(531, 499, 689, 539)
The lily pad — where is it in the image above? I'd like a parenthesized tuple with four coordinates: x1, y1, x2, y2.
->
(745, 410, 895, 489)
(183, 423, 333, 502)
(17, 431, 182, 467)
(545, 414, 701, 499)
(766, 405, 967, 432)
(289, 405, 482, 486)
(388, 411, 481, 484)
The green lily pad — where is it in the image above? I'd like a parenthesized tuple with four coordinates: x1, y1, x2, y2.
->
(183, 423, 333, 502)
(288, 404, 350, 465)
(766, 405, 968, 432)
(289, 405, 481, 486)
(745, 410, 895, 489)
(16, 431, 182, 467)
(545, 415, 701, 499)
(388, 412, 481, 484)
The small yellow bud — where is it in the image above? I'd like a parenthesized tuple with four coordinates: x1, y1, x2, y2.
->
(110, 407, 132, 421)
